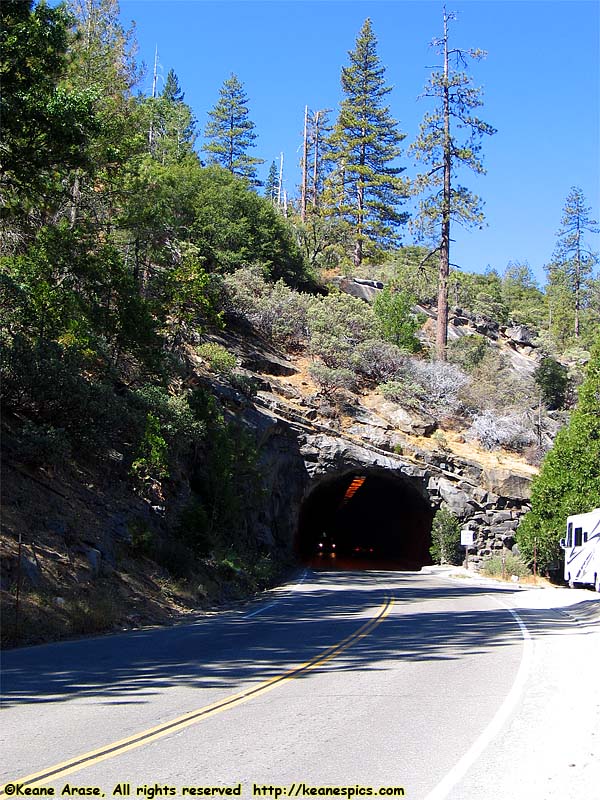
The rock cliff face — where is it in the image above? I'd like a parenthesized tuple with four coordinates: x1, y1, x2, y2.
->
(238, 385, 532, 571)
(203, 323, 538, 571)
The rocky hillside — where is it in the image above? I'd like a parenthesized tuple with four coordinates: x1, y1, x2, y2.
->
(2, 277, 573, 648)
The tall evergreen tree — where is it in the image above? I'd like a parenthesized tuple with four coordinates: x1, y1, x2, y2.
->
(163, 68, 184, 103)
(66, 0, 142, 227)
(264, 161, 278, 203)
(545, 187, 598, 342)
(500, 262, 544, 327)
(0, 0, 97, 223)
(146, 68, 196, 163)
(203, 73, 263, 184)
(324, 19, 407, 268)
(67, 0, 140, 99)
(410, 9, 495, 360)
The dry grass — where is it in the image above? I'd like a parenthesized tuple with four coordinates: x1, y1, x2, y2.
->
(481, 572, 554, 588)
(1, 583, 126, 648)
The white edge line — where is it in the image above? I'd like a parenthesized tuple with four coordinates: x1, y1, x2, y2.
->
(423, 598, 533, 800)
(244, 601, 278, 619)
(243, 569, 308, 619)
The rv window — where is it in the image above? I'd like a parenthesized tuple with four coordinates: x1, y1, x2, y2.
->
(567, 523, 573, 547)
(574, 527, 583, 547)
(584, 532, 588, 543)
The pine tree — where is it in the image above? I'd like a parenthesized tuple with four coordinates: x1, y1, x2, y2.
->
(146, 68, 196, 163)
(410, 9, 495, 360)
(501, 262, 545, 327)
(517, 336, 600, 573)
(203, 73, 263, 184)
(0, 0, 98, 219)
(264, 161, 278, 203)
(163, 68, 184, 104)
(545, 187, 598, 342)
(67, 0, 140, 99)
(66, 0, 142, 226)
(324, 19, 407, 268)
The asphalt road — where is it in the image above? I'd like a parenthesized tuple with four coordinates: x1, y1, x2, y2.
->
(1, 569, 599, 800)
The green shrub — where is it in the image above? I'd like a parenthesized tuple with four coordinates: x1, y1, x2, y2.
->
(373, 287, 422, 352)
(223, 268, 310, 349)
(177, 500, 213, 557)
(309, 363, 356, 398)
(131, 386, 204, 456)
(378, 379, 422, 408)
(460, 349, 536, 412)
(429, 507, 462, 565)
(308, 293, 379, 367)
(534, 356, 569, 410)
(128, 518, 155, 556)
(351, 339, 406, 383)
(447, 334, 491, 372)
(17, 421, 71, 468)
(196, 342, 237, 377)
(68, 588, 123, 635)
(152, 537, 197, 579)
(230, 373, 259, 397)
(250, 554, 277, 587)
(517, 337, 600, 572)
(431, 430, 450, 451)
(481, 553, 531, 579)
(130, 413, 170, 481)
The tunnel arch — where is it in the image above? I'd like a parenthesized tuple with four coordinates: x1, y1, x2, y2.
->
(295, 467, 434, 570)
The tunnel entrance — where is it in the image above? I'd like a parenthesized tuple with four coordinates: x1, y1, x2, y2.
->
(296, 469, 434, 570)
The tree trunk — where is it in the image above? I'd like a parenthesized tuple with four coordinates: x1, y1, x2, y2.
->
(436, 10, 451, 361)
(354, 236, 363, 268)
(312, 111, 321, 209)
(301, 105, 308, 222)
(354, 141, 365, 269)
(69, 171, 81, 228)
(574, 217, 581, 338)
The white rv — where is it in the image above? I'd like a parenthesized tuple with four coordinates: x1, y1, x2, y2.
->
(560, 508, 600, 591)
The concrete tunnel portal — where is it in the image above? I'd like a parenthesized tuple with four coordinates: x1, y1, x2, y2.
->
(295, 469, 434, 570)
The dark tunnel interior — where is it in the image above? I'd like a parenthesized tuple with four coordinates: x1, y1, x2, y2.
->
(295, 470, 434, 570)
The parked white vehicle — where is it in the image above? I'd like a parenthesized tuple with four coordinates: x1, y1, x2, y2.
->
(560, 508, 600, 591)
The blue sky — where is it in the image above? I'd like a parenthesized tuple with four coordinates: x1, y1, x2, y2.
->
(119, 0, 600, 283)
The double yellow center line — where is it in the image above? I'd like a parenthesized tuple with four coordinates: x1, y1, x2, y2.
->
(1, 596, 394, 793)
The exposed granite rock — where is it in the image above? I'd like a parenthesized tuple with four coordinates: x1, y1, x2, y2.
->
(344, 406, 391, 430)
(366, 397, 437, 437)
(502, 324, 536, 347)
(484, 468, 533, 500)
(435, 477, 474, 519)
(346, 424, 398, 452)
(330, 276, 382, 302)
(241, 351, 299, 377)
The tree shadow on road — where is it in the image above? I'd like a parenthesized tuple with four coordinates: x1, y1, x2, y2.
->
(2, 570, 598, 708)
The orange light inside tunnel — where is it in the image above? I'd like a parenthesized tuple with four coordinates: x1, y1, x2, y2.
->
(342, 476, 366, 503)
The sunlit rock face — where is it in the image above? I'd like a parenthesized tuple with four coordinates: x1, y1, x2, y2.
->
(240, 400, 530, 572)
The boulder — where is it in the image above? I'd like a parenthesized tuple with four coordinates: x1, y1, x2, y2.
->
(241, 351, 298, 377)
(82, 546, 102, 576)
(368, 397, 437, 437)
(473, 317, 499, 338)
(437, 477, 473, 519)
(484, 468, 533, 500)
(347, 424, 392, 451)
(332, 277, 381, 302)
(345, 406, 391, 430)
(503, 324, 536, 347)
